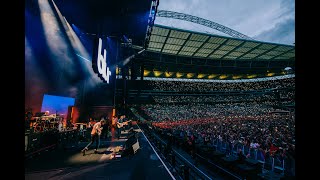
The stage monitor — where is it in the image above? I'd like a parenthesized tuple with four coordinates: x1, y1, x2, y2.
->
(41, 94, 75, 119)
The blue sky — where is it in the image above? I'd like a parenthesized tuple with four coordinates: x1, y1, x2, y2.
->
(155, 0, 295, 45)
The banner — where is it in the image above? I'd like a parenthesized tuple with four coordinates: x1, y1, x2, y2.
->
(92, 37, 116, 84)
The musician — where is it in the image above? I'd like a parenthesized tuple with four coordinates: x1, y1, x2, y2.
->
(122, 115, 129, 132)
(58, 120, 63, 132)
(81, 119, 106, 154)
(116, 116, 123, 139)
(112, 116, 118, 128)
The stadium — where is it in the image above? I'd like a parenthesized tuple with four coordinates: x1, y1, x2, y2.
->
(25, 0, 295, 179)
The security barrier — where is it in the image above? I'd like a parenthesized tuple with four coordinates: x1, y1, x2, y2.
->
(25, 129, 83, 157)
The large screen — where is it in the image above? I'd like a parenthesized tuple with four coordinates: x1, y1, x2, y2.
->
(41, 94, 75, 119)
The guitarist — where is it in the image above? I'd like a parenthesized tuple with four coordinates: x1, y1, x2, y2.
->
(122, 115, 130, 132)
(116, 116, 124, 139)
(81, 119, 106, 155)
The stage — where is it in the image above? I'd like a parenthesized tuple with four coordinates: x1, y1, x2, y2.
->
(25, 125, 174, 180)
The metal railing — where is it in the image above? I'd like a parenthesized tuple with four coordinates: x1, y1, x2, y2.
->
(139, 123, 244, 180)
(140, 123, 295, 179)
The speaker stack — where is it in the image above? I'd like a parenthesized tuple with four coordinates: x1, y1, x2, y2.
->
(122, 130, 140, 156)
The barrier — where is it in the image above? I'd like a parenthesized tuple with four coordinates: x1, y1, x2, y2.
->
(139, 123, 214, 180)
(139, 122, 293, 179)
(25, 129, 80, 157)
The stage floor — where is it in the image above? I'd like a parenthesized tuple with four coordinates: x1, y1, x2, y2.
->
(25, 126, 174, 180)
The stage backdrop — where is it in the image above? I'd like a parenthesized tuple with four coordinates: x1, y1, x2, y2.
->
(25, 0, 117, 122)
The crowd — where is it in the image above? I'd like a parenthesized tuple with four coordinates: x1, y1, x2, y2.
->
(151, 113, 294, 151)
(137, 76, 295, 176)
(279, 89, 295, 99)
(152, 93, 277, 104)
(141, 103, 285, 121)
(147, 77, 295, 92)
(149, 108, 295, 176)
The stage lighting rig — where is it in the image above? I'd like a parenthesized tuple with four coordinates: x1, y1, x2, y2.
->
(144, 0, 159, 49)
(121, 38, 133, 48)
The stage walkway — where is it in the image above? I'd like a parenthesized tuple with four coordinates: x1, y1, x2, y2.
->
(25, 125, 174, 180)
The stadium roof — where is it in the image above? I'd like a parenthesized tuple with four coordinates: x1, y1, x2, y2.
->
(127, 24, 295, 80)
(146, 24, 295, 61)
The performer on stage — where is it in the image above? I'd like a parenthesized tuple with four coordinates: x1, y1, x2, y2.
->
(81, 119, 106, 155)
(116, 116, 124, 139)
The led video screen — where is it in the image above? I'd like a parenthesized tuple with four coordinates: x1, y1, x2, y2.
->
(41, 94, 75, 119)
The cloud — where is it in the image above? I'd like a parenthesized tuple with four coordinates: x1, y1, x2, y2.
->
(155, 0, 294, 44)
(254, 18, 295, 45)
(279, 0, 295, 19)
(254, 0, 295, 44)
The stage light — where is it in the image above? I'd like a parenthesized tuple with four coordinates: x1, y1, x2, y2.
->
(247, 74, 257, 79)
(144, 70, 151, 76)
(122, 49, 146, 66)
(151, 7, 156, 15)
(153, 70, 162, 77)
(165, 72, 173, 77)
(232, 75, 242, 79)
(219, 75, 228, 79)
(266, 72, 275, 77)
(208, 74, 218, 79)
(176, 72, 184, 78)
(197, 74, 206, 79)
(150, 5, 156, 15)
(116, 67, 120, 75)
(187, 73, 194, 78)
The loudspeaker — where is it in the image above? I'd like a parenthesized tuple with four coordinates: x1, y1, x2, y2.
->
(132, 140, 140, 154)
(125, 134, 137, 148)
(122, 134, 140, 156)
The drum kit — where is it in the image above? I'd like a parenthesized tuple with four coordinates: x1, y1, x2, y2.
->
(27, 111, 65, 132)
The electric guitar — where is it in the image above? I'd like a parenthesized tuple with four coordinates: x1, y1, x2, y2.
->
(117, 120, 132, 128)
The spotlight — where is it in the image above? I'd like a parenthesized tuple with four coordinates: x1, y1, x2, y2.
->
(151, 6, 156, 15)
